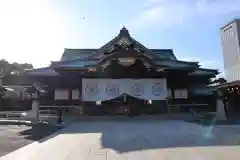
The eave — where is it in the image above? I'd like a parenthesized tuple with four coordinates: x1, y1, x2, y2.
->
(25, 67, 60, 76)
(188, 68, 219, 76)
(155, 60, 199, 68)
(189, 85, 215, 95)
(216, 80, 240, 89)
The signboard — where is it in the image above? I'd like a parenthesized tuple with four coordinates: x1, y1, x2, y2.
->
(72, 89, 79, 100)
(54, 89, 69, 100)
(174, 89, 188, 99)
(82, 79, 167, 101)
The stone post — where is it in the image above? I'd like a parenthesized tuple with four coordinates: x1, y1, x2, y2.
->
(216, 91, 227, 121)
(28, 100, 39, 123)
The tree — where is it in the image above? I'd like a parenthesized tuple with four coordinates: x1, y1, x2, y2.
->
(212, 77, 227, 84)
(0, 59, 33, 84)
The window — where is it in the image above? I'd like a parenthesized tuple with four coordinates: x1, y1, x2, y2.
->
(96, 101, 101, 105)
(230, 29, 233, 36)
(222, 34, 225, 41)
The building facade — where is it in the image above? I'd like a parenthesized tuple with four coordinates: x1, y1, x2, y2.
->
(220, 19, 240, 82)
(26, 27, 218, 116)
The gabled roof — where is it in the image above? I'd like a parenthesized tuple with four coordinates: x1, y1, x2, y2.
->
(53, 39, 199, 69)
(60, 27, 178, 62)
(61, 48, 177, 62)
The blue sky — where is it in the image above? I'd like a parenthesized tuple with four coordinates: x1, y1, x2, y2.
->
(0, 0, 240, 77)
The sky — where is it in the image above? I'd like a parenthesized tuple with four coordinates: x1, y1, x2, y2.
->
(0, 0, 240, 77)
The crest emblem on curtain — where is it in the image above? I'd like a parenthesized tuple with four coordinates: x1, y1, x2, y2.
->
(85, 83, 99, 96)
(131, 83, 144, 96)
(106, 83, 120, 96)
(152, 83, 164, 96)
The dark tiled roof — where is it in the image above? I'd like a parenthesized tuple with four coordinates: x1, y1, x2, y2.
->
(188, 68, 219, 76)
(61, 48, 177, 61)
(53, 60, 98, 68)
(217, 80, 240, 89)
(149, 49, 177, 60)
(61, 49, 97, 61)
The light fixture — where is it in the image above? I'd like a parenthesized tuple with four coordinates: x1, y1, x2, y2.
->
(101, 61, 110, 68)
(148, 100, 152, 104)
(157, 68, 164, 72)
(143, 61, 151, 68)
(96, 101, 101, 105)
(88, 68, 96, 72)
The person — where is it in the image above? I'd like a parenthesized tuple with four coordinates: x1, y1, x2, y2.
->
(129, 103, 137, 117)
(57, 106, 63, 124)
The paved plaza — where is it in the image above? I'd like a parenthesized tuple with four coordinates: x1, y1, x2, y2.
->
(0, 122, 63, 157)
(0, 124, 32, 157)
(1, 120, 240, 160)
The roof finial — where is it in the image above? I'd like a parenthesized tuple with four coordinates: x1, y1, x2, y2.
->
(120, 26, 130, 36)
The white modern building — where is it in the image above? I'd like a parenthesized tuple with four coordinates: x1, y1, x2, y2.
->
(220, 19, 240, 82)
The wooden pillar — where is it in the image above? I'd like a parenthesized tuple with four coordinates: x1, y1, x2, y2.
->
(166, 99, 170, 114)
(69, 89, 72, 101)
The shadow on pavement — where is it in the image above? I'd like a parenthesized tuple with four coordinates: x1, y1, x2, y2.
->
(19, 118, 240, 153)
(19, 123, 64, 141)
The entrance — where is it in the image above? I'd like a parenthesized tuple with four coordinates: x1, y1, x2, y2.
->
(101, 94, 144, 116)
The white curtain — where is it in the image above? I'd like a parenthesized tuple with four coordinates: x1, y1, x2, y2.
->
(82, 79, 167, 101)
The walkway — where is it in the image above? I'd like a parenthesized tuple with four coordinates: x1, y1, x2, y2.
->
(1, 120, 240, 160)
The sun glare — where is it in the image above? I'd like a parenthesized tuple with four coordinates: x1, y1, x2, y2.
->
(0, 0, 65, 67)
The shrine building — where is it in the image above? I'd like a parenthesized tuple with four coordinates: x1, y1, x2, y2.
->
(26, 27, 218, 116)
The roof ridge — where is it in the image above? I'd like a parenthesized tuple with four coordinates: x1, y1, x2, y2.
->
(63, 48, 174, 50)
(64, 48, 97, 50)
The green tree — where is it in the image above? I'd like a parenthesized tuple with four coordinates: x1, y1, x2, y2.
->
(0, 59, 33, 84)
(212, 77, 227, 84)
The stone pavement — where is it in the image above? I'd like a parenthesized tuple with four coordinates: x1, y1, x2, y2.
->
(1, 120, 240, 160)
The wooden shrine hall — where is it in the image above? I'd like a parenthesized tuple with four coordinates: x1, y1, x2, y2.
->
(26, 27, 218, 116)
